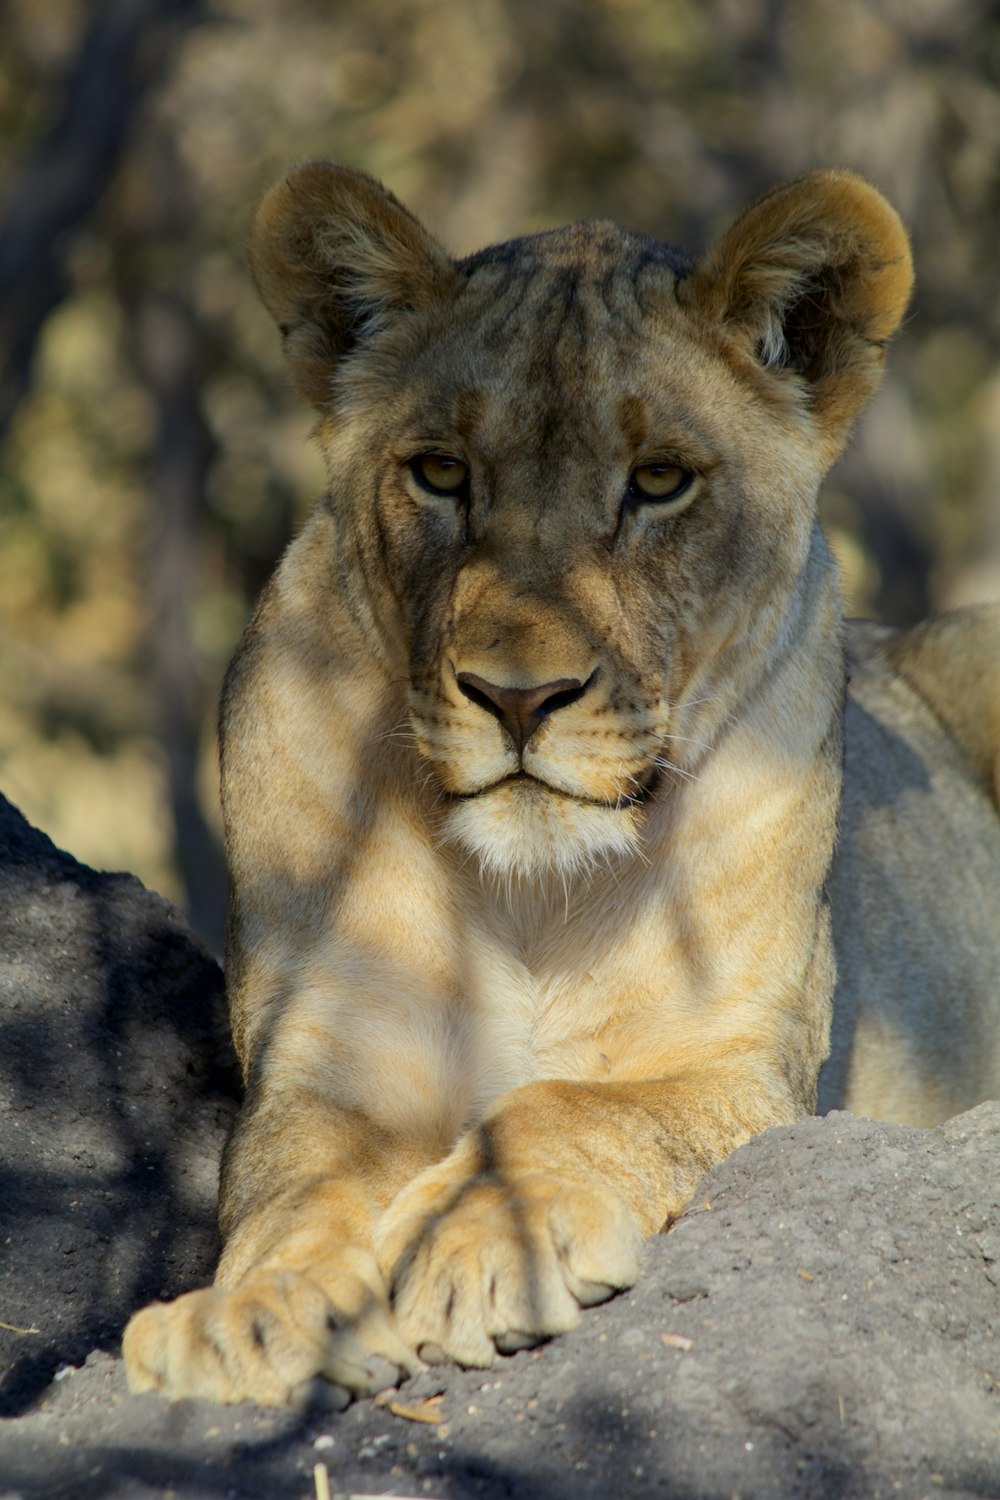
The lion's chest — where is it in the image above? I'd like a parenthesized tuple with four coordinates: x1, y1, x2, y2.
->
(455, 910, 698, 1107)
(340, 931, 681, 1144)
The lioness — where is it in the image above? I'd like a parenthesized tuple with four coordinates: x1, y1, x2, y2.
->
(124, 166, 1000, 1408)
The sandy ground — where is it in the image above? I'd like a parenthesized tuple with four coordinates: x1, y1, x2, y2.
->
(1, 792, 998, 1500)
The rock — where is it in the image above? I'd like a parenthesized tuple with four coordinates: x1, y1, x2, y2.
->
(0, 794, 997, 1498)
(0, 795, 239, 1415)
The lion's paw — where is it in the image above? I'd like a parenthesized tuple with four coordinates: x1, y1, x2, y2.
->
(122, 1256, 419, 1408)
(376, 1168, 642, 1369)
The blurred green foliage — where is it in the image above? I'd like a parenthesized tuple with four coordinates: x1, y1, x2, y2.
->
(0, 0, 997, 947)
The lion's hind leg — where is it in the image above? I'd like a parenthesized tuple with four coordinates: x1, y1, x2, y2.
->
(885, 604, 1000, 810)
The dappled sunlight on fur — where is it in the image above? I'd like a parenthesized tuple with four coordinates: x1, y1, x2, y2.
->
(123, 163, 1000, 1410)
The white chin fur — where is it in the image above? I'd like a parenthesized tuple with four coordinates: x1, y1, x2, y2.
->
(442, 779, 642, 880)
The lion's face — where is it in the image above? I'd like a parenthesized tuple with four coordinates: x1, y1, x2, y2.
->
(324, 229, 824, 877)
(249, 165, 911, 878)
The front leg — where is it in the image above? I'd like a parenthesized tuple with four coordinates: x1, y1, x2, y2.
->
(124, 1094, 428, 1408)
(377, 1070, 792, 1367)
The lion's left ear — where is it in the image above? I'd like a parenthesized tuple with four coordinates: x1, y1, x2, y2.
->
(681, 170, 913, 460)
(250, 161, 457, 410)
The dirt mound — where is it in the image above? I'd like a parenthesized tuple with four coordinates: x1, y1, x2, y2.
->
(0, 793, 997, 1499)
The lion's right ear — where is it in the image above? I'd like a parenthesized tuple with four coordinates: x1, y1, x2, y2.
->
(249, 162, 455, 410)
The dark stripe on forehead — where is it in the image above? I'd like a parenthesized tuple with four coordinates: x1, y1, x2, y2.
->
(459, 220, 692, 278)
(467, 263, 535, 349)
(459, 221, 692, 341)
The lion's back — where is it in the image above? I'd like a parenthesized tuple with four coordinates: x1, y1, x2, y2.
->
(821, 609, 1000, 1123)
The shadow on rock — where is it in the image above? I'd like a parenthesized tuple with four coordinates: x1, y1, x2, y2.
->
(0, 794, 241, 1414)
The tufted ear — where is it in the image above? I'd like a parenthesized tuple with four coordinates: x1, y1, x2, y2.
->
(682, 170, 913, 460)
(249, 161, 456, 410)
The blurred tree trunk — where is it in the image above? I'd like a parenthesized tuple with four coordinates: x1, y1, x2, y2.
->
(0, 0, 205, 442)
(0, 0, 225, 950)
(130, 287, 228, 954)
(118, 116, 228, 955)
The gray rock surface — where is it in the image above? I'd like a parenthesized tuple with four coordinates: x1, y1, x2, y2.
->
(0, 793, 997, 1499)
(0, 794, 239, 1416)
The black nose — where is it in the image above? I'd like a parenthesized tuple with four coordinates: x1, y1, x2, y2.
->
(456, 671, 590, 755)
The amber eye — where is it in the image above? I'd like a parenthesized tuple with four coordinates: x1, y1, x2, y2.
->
(410, 453, 469, 496)
(628, 462, 693, 504)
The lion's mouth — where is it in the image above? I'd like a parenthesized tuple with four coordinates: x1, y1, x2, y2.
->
(446, 767, 659, 810)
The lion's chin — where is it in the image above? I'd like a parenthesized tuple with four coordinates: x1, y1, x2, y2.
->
(441, 776, 643, 881)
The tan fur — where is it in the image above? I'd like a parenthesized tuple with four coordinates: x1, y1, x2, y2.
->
(123, 165, 1000, 1407)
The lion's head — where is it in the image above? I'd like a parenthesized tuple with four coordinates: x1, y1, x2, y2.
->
(249, 166, 911, 879)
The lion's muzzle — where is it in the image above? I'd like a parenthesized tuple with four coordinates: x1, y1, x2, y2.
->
(454, 669, 596, 757)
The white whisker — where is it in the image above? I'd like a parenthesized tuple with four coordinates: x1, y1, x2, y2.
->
(658, 732, 714, 752)
(652, 755, 701, 785)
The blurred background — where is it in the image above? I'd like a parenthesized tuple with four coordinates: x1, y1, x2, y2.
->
(1, 0, 998, 953)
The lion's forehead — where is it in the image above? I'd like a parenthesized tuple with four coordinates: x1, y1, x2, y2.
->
(453, 231, 689, 364)
(389, 257, 727, 473)
(457, 218, 693, 289)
